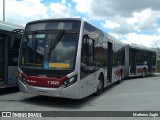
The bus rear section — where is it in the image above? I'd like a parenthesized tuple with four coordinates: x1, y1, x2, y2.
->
(124, 44, 157, 78)
(0, 21, 23, 88)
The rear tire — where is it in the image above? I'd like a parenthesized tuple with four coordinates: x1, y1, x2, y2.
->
(117, 75, 122, 84)
(94, 75, 104, 96)
(142, 68, 146, 77)
(117, 69, 122, 84)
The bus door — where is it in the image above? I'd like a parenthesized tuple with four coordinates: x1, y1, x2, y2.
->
(7, 33, 22, 87)
(148, 52, 152, 73)
(129, 49, 136, 74)
(0, 35, 4, 85)
(107, 42, 113, 82)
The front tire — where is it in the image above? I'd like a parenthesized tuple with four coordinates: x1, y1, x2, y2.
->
(94, 75, 104, 96)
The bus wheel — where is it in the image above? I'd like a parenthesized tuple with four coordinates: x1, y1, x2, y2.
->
(142, 68, 146, 77)
(94, 75, 104, 96)
(117, 75, 122, 84)
(117, 70, 122, 84)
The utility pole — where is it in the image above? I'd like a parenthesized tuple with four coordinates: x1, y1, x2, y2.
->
(3, 0, 5, 21)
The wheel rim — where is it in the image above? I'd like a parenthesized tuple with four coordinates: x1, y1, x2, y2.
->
(142, 69, 146, 77)
(142, 71, 145, 77)
(97, 79, 102, 90)
(120, 75, 122, 80)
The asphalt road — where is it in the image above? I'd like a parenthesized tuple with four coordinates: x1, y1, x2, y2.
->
(0, 75, 160, 120)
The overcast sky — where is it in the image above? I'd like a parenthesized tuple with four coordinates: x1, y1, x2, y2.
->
(0, 0, 160, 47)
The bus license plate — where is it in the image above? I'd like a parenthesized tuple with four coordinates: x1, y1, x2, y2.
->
(38, 91, 48, 96)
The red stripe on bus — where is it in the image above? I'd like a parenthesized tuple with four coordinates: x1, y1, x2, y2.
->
(114, 70, 121, 77)
(137, 68, 142, 73)
(21, 73, 67, 88)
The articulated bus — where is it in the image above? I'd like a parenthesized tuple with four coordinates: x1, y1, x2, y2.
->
(17, 18, 156, 99)
(0, 21, 23, 88)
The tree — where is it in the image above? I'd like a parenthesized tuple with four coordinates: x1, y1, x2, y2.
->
(156, 47, 160, 73)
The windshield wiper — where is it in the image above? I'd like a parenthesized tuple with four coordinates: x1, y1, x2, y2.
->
(48, 30, 65, 60)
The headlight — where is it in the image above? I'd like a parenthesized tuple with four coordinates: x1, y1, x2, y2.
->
(61, 75, 77, 88)
(17, 72, 26, 84)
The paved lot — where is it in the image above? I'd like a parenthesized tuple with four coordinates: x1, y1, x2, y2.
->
(0, 75, 160, 120)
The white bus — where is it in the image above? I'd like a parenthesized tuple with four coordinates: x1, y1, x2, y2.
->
(0, 20, 23, 88)
(17, 18, 156, 99)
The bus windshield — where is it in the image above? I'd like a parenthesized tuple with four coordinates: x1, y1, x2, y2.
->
(20, 31, 79, 70)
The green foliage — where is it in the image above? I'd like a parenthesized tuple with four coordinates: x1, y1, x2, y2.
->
(155, 47, 160, 73)
(157, 60, 160, 73)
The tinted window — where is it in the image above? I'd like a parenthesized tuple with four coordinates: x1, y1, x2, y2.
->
(26, 21, 80, 31)
(9, 36, 21, 66)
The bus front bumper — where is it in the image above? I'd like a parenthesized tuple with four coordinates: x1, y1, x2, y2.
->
(18, 79, 81, 99)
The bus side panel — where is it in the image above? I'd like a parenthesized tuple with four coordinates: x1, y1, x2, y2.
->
(79, 73, 96, 98)
(112, 66, 124, 82)
(7, 66, 18, 86)
(60, 82, 81, 99)
(79, 71, 104, 98)
(79, 69, 106, 98)
(129, 65, 147, 77)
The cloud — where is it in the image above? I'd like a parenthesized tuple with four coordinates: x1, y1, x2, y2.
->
(49, 1, 72, 18)
(72, 0, 160, 47)
(127, 9, 160, 32)
(0, 0, 159, 48)
(101, 20, 120, 29)
(0, 0, 73, 26)
(121, 33, 160, 48)
(73, 0, 160, 18)
(61, 0, 66, 5)
(101, 16, 136, 34)
(0, 0, 49, 26)
(73, 0, 160, 33)
(72, 0, 92, 13)
(157, 28, 160, 35)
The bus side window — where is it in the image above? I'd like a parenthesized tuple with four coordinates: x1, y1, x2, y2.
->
(81, 35, 94, 66)
(9, 35, 21, 66)
(81, 35, 96, 74)
(81, 40, 87, 64)
(88, 39, 94, 65)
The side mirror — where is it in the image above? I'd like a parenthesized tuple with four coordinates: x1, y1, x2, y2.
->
(83, 34, 89, 39)
(83, 66, 96, 73)
(81, 63, 97, 73)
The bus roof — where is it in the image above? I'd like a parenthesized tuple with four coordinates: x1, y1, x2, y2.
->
(106, 33, 125, 45)
(128, 43, 156, 52)
(0, 20, 24, 31)
(26, 18, 82, 25)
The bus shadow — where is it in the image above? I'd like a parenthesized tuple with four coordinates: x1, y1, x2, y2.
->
(20, 74, 158, 109)
(0, 87, 19, 96)
(100, 81, 123, 96)
(20, 79, 127, 109)
(21, 95, 98, 109)
(21, 82, 121, 109)
(123, 74, 159, 81)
